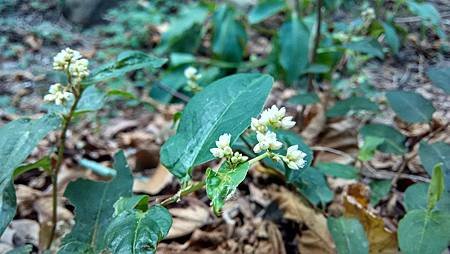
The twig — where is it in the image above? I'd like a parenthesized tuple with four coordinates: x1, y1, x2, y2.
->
(160, 181, 205, 206)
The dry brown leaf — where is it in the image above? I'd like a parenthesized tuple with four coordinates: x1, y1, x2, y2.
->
(167, 204, 211, 239)
(272, 187, 335, 254)
(347, 183, 370, 208)
(343, 195, 398, 254)
(301, 104, 326, 144)
(133, 164, 173, 195)
(103, 119, 139, 138)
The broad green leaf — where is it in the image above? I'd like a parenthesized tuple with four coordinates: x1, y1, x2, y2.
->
(407, 1, 440, 26)
(360, 124, 406, 155)
(358, 136, 385, 161)
(0, 114, 61, 235)
(426, 65, 450, 94)
(419, 142, 450, 177)
(369, 180, 391, 206)
(105, 205, 172, 254)
(113, 195, 149, 216)
(13, 156, 51, 178)
(150, 68, 186, 103)
(292, 167, 333, 206)
(278, 13, 310, 84)
(287, 92, 320, 105)
(248, 0, 286, 24)
(398, 210, 450, 254)
(386, 90, 435, 123)
(58, 151, 133, 253)
(212, 5, 247, 62)
(160, 74, 273, 180)
(301, 64, 331, 74)
(404, 183, 450, 212)
(87, 51, 166, 83)
(158, 5, 208, 53)
(382, 22, 400, 54)
(75, 86, 107, 114)
(328, 217, 369, 254)
(343, 38, 384, 58)
(428, 164, 445, 210)
(316, 162, 359, 179)
(206, 162, 250, 214)
(326, 96, 379, 117)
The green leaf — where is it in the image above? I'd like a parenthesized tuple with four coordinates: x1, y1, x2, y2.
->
(160, 73, 273, 180)
(105, 205, 172, 254)
(158, 5, 208, 53)
(58, 151, 133, 253)
(75, 86, 107, 114)
(369, 180, 391, 206)
(0, 114, 61, 235)
(404, 183, 450, 212)
(287, 92, 320, 105)
(315, 162, 359, 179)
(169, 52, 196, 66)
(278, 13, 310, 84)
(398, 210, 450, 254)
(382, 22, 400, 54)
(87, 51, 166, 83)
(113, 195, 149, 216)
(428, 164, 445, 210)
(248, 0, 286, 24)
(150, 68, 186, 103)
(386, 90, 435, 123)
(426, 65, 450, 94)
(327, 217, 369, 254)
(212, 5, 247, 62)
(419, 142, 450, 177)
(343, 38, 384, 58)
(13, 156, 51, 178)
(5, 245, 32, 254)
(360, 124, 406, 155)
(358, 136, 385, 161)
(407, 1, 440, 26)
(206, 162, 250, 214)
(326, 96, 379, 117)
(292, 167, 333, 206)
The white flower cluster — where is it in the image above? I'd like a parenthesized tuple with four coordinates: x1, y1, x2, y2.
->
(210, 133, 248, 167)
(361, 8, 375, 25)
(210, 105, 307, 170)
(43, 83, 73, 105)
(45, 48, 90, 105)
(53, 48, 89, 82)
(184, 66, 202, 92)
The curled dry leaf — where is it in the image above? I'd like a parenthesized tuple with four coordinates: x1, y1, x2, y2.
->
(133, 163, 173, 195)
(271, 187, 335, 254)
(344, 189, 398, 254)
(167, 203, 212, 239)
(301, 104, 326, 144)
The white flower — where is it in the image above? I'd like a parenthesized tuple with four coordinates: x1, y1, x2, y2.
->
(44, 83, 73, 105)
(53, 48, 82, 71)
(230, 151, 248, 164)
(283, 145, 307, 170)
(251, 117, 267, 133)
(184, 66, 201, 81)
(253, 131, 282, 153)
(362, 8, 375, 23)
(69, 58, 89, 80)
(258, 105, 295, 130)
(281, 116, 296, 129)
(210, 133, 233, 158)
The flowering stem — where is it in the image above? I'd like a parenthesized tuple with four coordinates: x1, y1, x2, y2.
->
(248, 152, 269, 165)
(46, 85, 82, 249)
(160, 181, 205, 206)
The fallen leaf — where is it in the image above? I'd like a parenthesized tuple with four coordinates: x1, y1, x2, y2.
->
(167, 203, 212, 239)
(133, 163, 173, 194)
(272, 187, 335, 254)
(301, 104, 326, 144)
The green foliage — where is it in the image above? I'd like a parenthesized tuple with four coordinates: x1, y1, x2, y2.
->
(5, 245, 32, 254)
(113, 195, 149, 216)
(343, 38, 384, 58)
(326, 96, 378, 117)
(315, 162, 359, 179)
(419, 142, 450, 183)
(426, 65, 450, 94)
(105, 205, 172, 254)
(381, 22, 400, 54)
(386, 90, 435, 123)
(206, 162, 250, 214)
(428, 164, 445, 211)
(87, 51, 167, 84)
(212, 5, 247, 62)
(293, 167, 333, 206)
(360, 124, 406, 155)
(404, 183, 450, 212)
(75, 86, 107, 114)
(358, 136, 385, 161)
(248, 0, 286, 24)
(59, 152, 133, 253)
(369, 179, 391, 206)
(13, 156, 51, 178)
(278, 13, 310, 84)
(160, 74, 273, 180)
(0, 114, 60, 235)
(288, 92, 320, 105)
(328, 217, 369, 254)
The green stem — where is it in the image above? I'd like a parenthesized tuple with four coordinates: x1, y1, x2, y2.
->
(160, 181, 205, 206)
(248, 152, 269, 165)
(46, 84, 82, 249)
